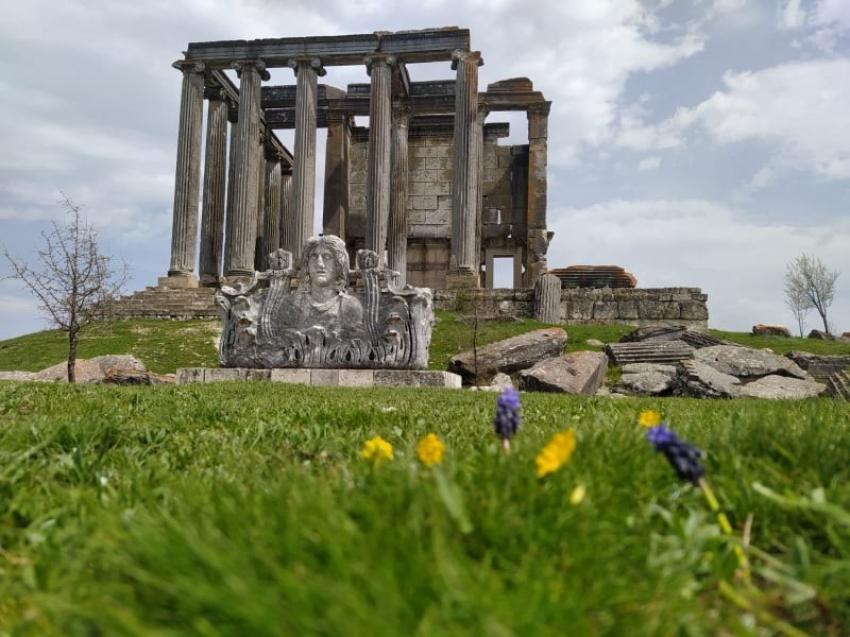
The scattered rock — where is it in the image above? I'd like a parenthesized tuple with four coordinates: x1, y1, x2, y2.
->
(740, 376, 826, 399)
(693, 345, 808, 380)
(752, 324, 791, 337)
(92, 355, 146, 374)
(785, 351, 850, 380)
(674, 360, 741, 399)
(519, 351, 608, 395)
(603, 340, 694, 366)
(0, 371, 37, 381)
(619, 325, 686, 343)
(448, 328, 568, 386)
(615, 371, 675, 396)
(101, 370, 176, 385)
(808, 329, 834, 340)
(621, 363, 678, 378)
(33, 359, 105, 383)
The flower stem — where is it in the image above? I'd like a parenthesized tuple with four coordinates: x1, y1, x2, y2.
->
(698, 477, 750, 579)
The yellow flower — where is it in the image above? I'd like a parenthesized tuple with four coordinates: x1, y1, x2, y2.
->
(361, 436, 393, 462)
(569, 483, 587, 505)
(535, 429, 576, 478)
(416, 433, 445, 467)
(638, 410, 662, 428)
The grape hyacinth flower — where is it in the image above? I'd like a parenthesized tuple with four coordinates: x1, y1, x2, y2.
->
(645, 422, 705, 485)
(493, 387, 522, 453)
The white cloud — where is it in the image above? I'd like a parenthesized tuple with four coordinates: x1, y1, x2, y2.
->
(547, 198, 850, 331)
(778, 0, 806, 30)
(638, 156, 662, 170)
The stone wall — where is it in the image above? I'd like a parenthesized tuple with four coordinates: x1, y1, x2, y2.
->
(434, 287, 709, 329)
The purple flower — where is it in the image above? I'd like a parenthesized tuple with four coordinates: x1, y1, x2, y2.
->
(646, 424, 705, 485)
(494, 387, 522, 442)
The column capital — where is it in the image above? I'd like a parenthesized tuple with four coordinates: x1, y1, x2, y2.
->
(451, 50, 483, 70)
(232, 59, 271, 81)
(392, 103, 412, 126)
(364, 53, 397, 75)
(172, 59, 205, 74)
(477, 102, 491, 119)
(203, 84, 227, 101)
(287, 56, 327, 77)
(527, 100, 552, 118)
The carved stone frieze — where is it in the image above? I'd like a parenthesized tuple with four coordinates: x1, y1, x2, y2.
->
(216, 235, 434, 369)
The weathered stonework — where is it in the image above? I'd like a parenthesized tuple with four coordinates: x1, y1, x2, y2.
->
(215, 235, 433, 369)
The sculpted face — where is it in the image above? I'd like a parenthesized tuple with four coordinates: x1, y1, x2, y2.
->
(308, 247, 339, 288)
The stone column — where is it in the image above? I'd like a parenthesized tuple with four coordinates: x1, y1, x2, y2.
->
(163, 60, 205, 287)
(198, 87, 229, 286)
(262, 150, 283, 269)
(388, 104, 411, 284)
(534, 273, 561, 323)
(224, 59, 268, 278)
(472, 103, 489, 285)
(449, 50, 483, 283)
(254, 131, 268, 271)
(323, 110, 350, 238)
(364, 53, 395, 262)
(287, 57, 325, 259)
(280, 170, 293, 251)
(526, 101, 552, 287)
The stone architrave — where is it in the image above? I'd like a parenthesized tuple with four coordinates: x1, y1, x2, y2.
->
(534, 273, 561, 323)
(364, 54, 395, 262)
(287, 57, 325, 260)
(450, 50, 483, 275)
(388, 104, 411, 284)
(198, 86, 229, 286)
(166, 60, 205, 284)
(448, 327, 567, 385)
(215, 235, 434, 369)
(224, 59, 268, 277)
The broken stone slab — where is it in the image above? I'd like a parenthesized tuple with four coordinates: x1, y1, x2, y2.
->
(675, 360, 742, 399)
(33, 359, 106, 383)
(518, 351, 608, 395)
(614, 370, 675, 396)
(0, 371, 37, 381)
(448, 327, 567, 385)
(620, 363, 678, 378)
(740, 375, 826, 399)
(679, 331, 738, 349)
(603, 340, 694, 366)
(548, 265, 637, 289)
(91, 354, 147, 374)
(619, 325, 687, 343)
(785, 351, 850, 380)
(693, 345, 808, 380)
(826, 370, 850, 400)
(101, 371, 176, 385)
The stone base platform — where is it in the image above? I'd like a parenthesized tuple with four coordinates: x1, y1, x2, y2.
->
(177, 368, 462, 388)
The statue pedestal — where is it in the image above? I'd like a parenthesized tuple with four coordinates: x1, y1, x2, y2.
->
(177, 367, 462, 388)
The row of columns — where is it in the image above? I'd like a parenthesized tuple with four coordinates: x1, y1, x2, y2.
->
(166, 48, 492, 287)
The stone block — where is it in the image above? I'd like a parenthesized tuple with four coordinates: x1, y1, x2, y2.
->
(373, 370, 462, 388)
(339, 369, 375, 386)
(270, 369, 311, 384)
(177, 368, 205, 384)
(157, 274, 199, 289)
(311, 369, 339, 386)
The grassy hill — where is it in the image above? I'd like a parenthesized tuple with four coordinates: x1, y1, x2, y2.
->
(1, 312, 848, 374)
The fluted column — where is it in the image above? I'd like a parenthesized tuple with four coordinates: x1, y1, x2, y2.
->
(287, 57, 325, 259)
(323, 110, 350, 238)
(262, 150, 283, 269)
(254, 131, 267, 271)
(224, 59, 268, 277)
(450, 50, 483, 275)
(526, 100, 552, 287)
(198, 87, 228, 286)
(165, 60, 205, 285)
(388, 104, 411, 284)
(364, 53, 395, 262)
(279, 170, 293, 251)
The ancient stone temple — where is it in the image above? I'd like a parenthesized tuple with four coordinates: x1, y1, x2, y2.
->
(162, 27, 553, 293)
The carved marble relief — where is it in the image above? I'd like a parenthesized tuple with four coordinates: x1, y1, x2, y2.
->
(216, 235, 434, 369)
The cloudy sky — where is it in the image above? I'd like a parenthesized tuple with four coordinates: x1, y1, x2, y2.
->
(1, 0, 849, 341)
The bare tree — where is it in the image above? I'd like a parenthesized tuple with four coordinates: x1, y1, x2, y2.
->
(784, 253, 839, 335)
(2, 194, 129, 382)
(784, 287, 809, 338)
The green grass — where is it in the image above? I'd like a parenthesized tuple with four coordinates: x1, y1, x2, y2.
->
(0, 383, 849, 635)
(4, 315, 846, 376)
